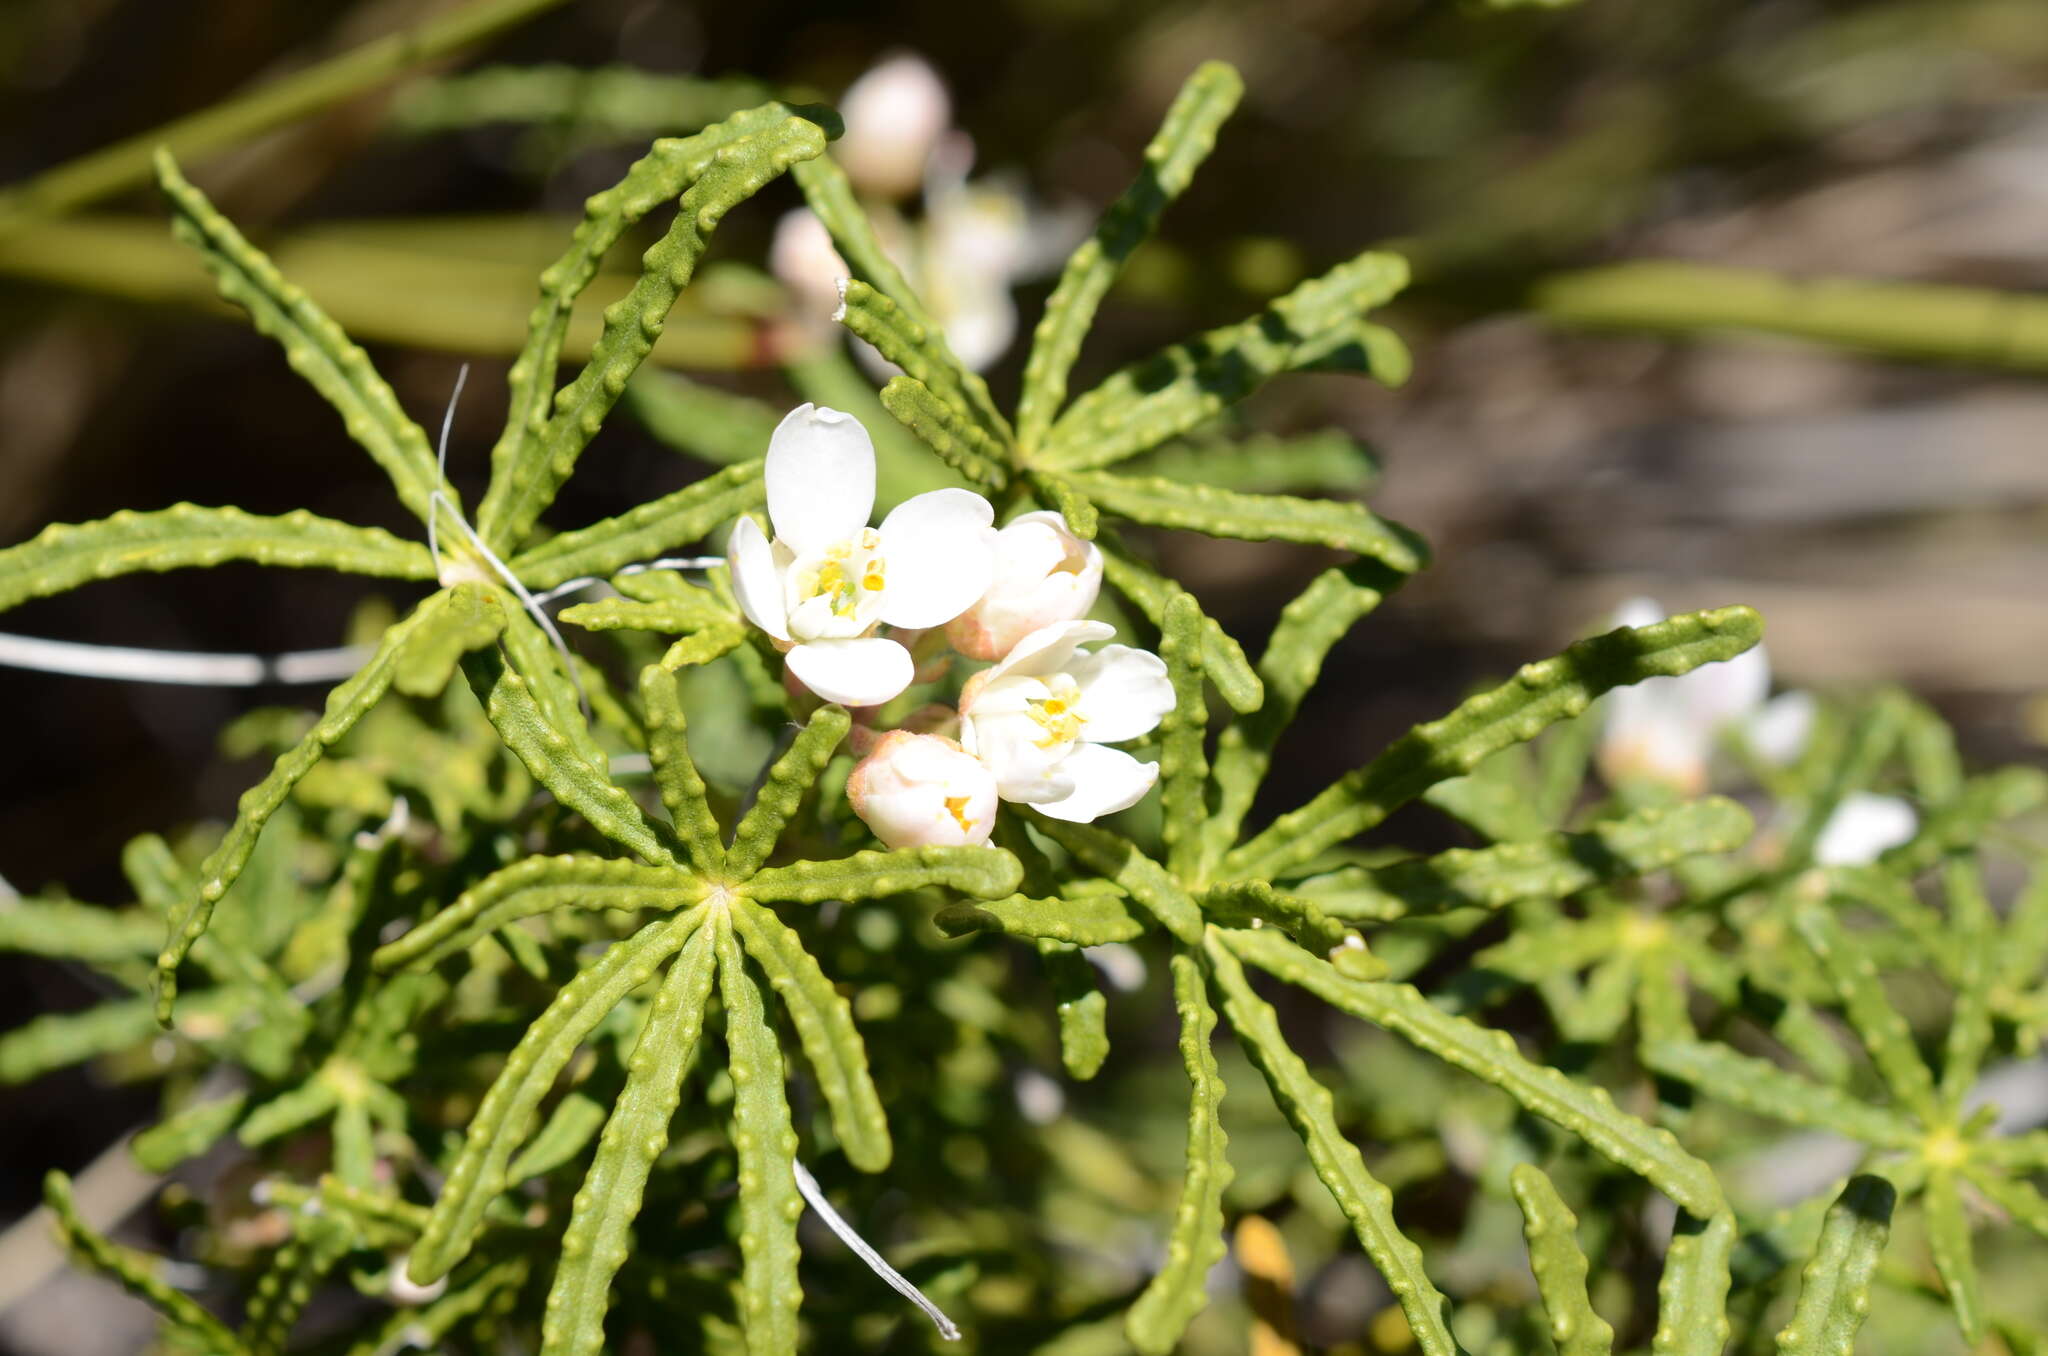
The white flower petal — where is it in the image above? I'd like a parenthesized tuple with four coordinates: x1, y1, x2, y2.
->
(835, 53, 951, 200)
(727, 515, 788, 641)
(1814, 792, 1918, 867)
(785, 637, 914, 707)
(1069, 644, 1174, 743)
(1611, 596, 1667, 632)
(982, 620, 1116, 686)
(1031, 744, 1160, 823)
(765, 404, 876, 553)
(875, 488, 996, 628)
(1686, 641, 1772, 733)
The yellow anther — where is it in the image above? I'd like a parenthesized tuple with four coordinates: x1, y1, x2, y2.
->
(943, 795, 974, 832)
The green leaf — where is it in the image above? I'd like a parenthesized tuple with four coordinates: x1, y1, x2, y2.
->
(1210, 559, 1400, 855)
(638, 664, 726, 874)
(1774, 1175, 1895, 1356)
(1652, 1211, 1736, 1356)
(1158, 590, 1211, 878)
(1877, 766, 2046, 877)
(1226, 605, 1765, 882)
(1205, 933, 1462, 1356)
(1042, 249, 1410, 471)
(935, 888, 1148, 946)
(476, 110, 831, 553)
(1067, 471, 1425, 573)
(1962, 1167, 2048, 1242)
(507, 460, 764, 589)
(1126, 953, 1233, 1354)
(242, 1214, 351, 1355)
(1030, 470, 1100, 540)
(1016, 60, 1243, 452)
(131, 1090, 249, 1172)
(1924, 1170, 1984, 1346)
(0, 994, 160, 1083)
(743, 846, 1022, 905)
(834, 281, 1014, 447)
(1508, 1164, 1614, 1356)
(1041, 942, 1110, 1080)
(876, 375, 1010, 489)
(1319, 797, 1755, 920)
(506, 1091, 608, 1185)
(408, 909, 704, 1284)
(0, 504, 434, 614)
(1097, 533, 1261, 712)
(791, 154, 935, 325)
(239, 1079, 341, 1146)
(1029, 817, 1204, 945)
(725, 705, 850, 877)
(463, 643, 683, 867)
(731, 898, 891, 1172)
(373, 855, 705, 972)
(160, 588, 459, 1021)
(1226, 926, 1725, 1218)
(1790, 901, 1940, 1123)
(1640, 1038, 1917, 1147)
(542, 921, 718, 1356)
(1126, 429, 1378, 496)
(43, 1170, 241, 1352)
(715, 908, 804, 1356)
(1198, 880, 1359, 960)
(156, 151, 453, 526)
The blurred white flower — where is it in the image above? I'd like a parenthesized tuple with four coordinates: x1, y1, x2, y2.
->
(1597, 596, 1773, 794)
(847, 730, 998, 848)
(1813, 792, 1918, 866)
(834, 52, 952, 201)
(958, 620, 1173, 823)
(728, 404, 995, 706)
(946, 510, 1103, 661)
(1747, 690, 1817, 768)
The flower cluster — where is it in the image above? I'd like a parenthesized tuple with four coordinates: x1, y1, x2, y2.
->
(728, 404, 1171, 848)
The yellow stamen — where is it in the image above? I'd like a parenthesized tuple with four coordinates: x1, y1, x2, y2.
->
(944, 795, 974, 832)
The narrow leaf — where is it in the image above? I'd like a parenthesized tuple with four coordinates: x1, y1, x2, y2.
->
(715, 909, 805, 1356)
(1205, 934, 1462, 1356)
(1068, 471, 1425, 573)
(1652, 1211, 1736, 1356)
(507, 460, 764, 589)
(1043, 250, 1410, 471)
(464, 644, 683, 867)
(43, 1170, 240, 1352)
(1226, 606, 1765, 882)
(373, 855, 705, 972)
(1041, 942, 1109, 1080)
(743, 846, 1022, 905)
(877, 375, 1010, 489)
(1774, 1176, 1895, 1356)
(638, 664, 725, 874)
(1509, 1164, 1614, 1356)
(542, 922, 718, 1356)
(1016, 60, 1243, 451)
(725, 705, 850, 877)
(1924, 1169, 1984, 1346)
(156, 151, 452, 526)
(505, 1092, 608, 1185)
(1158, 590, 1210, 878)
(835, 281, 1013, 446)
(1790, 901, 1939, 1123)
(732, 898, 891, 1172)
(935, 887, 1148, 946)
(0, 505, 434, 615)
(1127, 953, 1233, 1354)
(131, 1090, 249, 1172)
(1030, 816, 1203, 945)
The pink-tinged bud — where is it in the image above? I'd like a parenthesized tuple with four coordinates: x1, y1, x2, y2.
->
(946, 511, 1103, 661)
(834, 53, 952, 200)
(847, 730, 997, 849)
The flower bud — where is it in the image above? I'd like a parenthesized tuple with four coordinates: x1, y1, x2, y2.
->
(946, 511, 1103, 661)
(834, 53, 952, 200)
(847, 730, 998, 848)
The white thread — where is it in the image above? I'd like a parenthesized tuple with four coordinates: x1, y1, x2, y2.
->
(0, 632, 372, 685)
(423, 362, 590, 720)
(528, 556, 727, 607)
(791, 1159, 961, 1341)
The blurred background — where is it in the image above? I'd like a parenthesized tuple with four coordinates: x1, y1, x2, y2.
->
(2, 0, 2046, 1349)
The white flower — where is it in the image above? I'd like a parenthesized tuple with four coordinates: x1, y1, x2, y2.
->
(958, 620, 1173, 823)
(847, 730, 998, 848)
(834, 53, 953, 201)
(770, 207, 853, 332)
(728, 404, 995, 707)
(1597, 596, 1773, 795)
(1813, 792, 1918, 866)
(946, 510, 1103, 661)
